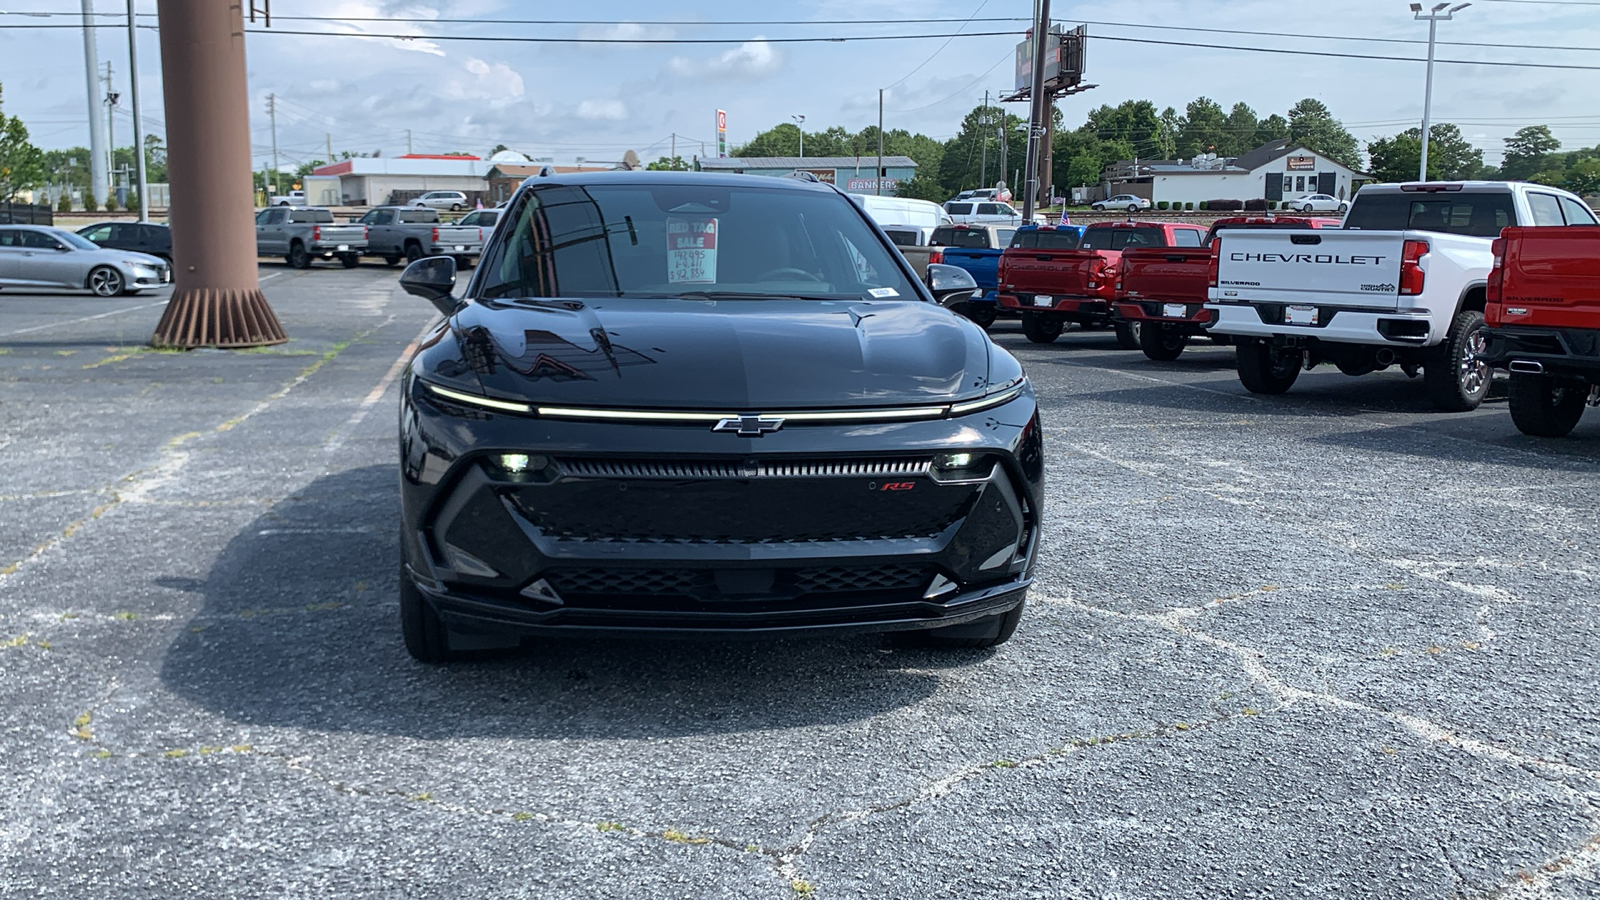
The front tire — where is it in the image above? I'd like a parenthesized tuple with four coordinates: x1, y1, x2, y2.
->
(1424, 310, 1490, 411)
(1237, 338, 1302, 394)
(1021, 313, 1063, 344)
(399, 566, 453, 664)
(1113, 320, 1141, 350)
(1139, 322, 1188, 361)
(383, 254, 402, 267)
(87, 266, 125, 297)
(915, 601, 1025, 649)
(1508, 372, 1588, 437)
(1338, 203, 1349, 214)
(288, 242, 311, 269)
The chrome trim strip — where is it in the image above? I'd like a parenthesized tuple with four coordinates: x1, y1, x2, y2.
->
(949, 384, 1025, 416)
(557, 457, 934, 480)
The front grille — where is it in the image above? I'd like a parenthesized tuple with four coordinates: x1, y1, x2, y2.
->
(507, 459, 973, 544)
(556, 457, 932, 480)
(542, 564, 933, 602)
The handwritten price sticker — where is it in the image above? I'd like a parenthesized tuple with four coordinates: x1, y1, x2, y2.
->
(667, 217, 718, 284)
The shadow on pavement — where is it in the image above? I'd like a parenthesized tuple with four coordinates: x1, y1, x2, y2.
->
(1307, 419, 1600, 471)
(160, 465, 959, 740)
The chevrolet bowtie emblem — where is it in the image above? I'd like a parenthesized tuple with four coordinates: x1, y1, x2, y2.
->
(712, 415, 786, 437)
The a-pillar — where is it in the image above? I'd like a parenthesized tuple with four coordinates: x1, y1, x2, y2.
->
(150, 0, 285, 348)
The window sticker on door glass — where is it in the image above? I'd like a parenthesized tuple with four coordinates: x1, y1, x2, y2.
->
(667, 216, 717, 284)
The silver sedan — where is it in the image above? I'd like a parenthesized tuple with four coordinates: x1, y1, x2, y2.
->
(0, 225, 171, 296)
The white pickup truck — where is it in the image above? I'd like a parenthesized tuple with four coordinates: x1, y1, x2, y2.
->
(1206, 181, 1596, 410)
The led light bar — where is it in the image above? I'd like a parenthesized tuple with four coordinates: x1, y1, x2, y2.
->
(425, 383, 533, 414)
(948, 383, 1025, 417)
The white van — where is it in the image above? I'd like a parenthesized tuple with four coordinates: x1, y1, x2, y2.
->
(850, 195, 952, 245)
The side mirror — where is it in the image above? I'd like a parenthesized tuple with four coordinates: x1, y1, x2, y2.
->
(400, 255, 462, 316)
(925, 263, 977, 311)
(57, 244, 73, 252)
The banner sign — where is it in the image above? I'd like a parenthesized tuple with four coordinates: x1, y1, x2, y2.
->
(1286, 155, 1316, 171)
(846, 178, 898, 192)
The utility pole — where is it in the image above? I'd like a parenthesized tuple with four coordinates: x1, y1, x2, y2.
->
(1412, 2, 1469, 181)
(105, 61, 119, 201)
(980, 90, 989, 189)
(998, 126, 1008, 196)
(267, 93, 279, 197)
(876, 88, 884, 196)
(326, 133, 333, 165)
(126, 0, 148, 220)
(671, 133, 676, 166)
(407, 129, 413, 154)
(81, 0, 110, 207)
(1021, 0, 1051, 220)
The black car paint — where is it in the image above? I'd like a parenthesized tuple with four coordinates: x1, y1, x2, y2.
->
(78, 222, 173, 261)
(398, 172, 1043, 643)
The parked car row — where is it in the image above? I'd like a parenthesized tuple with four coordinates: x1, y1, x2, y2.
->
(990, 178, 1599, 436)
(251, 206, 485, 269)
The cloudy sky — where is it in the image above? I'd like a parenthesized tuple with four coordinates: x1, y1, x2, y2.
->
(3, 0, 1598, 170)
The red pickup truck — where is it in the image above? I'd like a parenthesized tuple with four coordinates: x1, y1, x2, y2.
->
(997, 221, 1207, 345)
(1113, 216, 1342, 360)
(1482, 225, 1600, 436)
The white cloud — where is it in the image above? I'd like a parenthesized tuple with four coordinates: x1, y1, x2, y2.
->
(666, 39, 783, 81)
(575, 99, 629, 122)
(576, 22, 676, 42)
(445, 57, 525, 108)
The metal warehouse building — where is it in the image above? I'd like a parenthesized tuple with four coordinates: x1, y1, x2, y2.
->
(697, 156, 918, 193)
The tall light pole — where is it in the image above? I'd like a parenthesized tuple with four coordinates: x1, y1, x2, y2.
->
(126, 0, 148, 220)
(1411, 2, 1469, 181)
(791, 114, 805, 159)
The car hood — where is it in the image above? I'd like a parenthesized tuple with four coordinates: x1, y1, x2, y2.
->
(443, 297, 994, 410)
(97, 249, 167, 266)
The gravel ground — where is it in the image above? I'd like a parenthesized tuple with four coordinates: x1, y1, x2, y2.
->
(1, 266, 1597, 899)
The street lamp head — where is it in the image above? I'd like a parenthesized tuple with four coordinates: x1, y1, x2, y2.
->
(1449, 2, 1470, 11)
(1432, 2, 1450, 10)
(1409, 2, 1423, 10)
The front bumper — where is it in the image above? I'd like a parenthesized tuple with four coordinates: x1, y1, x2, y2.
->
(1206, 303, 1437, 347)
(399, 380, 1044, 638)
(1482, 325, 1600, 381)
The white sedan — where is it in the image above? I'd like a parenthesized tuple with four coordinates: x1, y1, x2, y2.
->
(1092, 194, 1152, 212)
(0, 225, 170, 296)
(1283, 193, 1348, 214)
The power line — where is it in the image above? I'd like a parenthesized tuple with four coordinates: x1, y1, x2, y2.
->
(889, 53, 1013, 114)
(241, 27, 1027, 44)
(883, 0, 990, 90)
(1088, 33, 1600, 71)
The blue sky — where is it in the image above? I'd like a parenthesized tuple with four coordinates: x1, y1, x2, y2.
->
(3, 0, 1599, 170)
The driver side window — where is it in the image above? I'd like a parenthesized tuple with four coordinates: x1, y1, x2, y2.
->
(21, 231, 64, 250)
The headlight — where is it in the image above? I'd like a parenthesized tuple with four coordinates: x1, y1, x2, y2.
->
(931, 451, 997, 483)
(948, 379, 1026, 417)
(422, 381, 533, 414)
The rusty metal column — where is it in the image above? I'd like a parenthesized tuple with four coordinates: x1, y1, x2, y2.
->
(151, 0, 286, 348)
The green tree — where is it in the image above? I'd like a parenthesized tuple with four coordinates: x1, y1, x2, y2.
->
(1221, 103, 1259, 157)
(1562, 158, 1600, 196)
(896, 171, 947, 202)
(1253, 113, 1290, 148)
(1174, 97, 1228, 159)
(646, 155, 690, 171)
(1287, 98, 1361, 170)
(1083, 100, 1167, 157)
(0, 84, 47, 201)
(1501, 125, 1561, 181)
(489, 143, 510, 155)
(1365, 123, 1483, 182)
(939, 104, 1021, 196)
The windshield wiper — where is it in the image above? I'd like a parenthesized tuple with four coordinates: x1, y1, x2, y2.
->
(670, 291, 848, 302)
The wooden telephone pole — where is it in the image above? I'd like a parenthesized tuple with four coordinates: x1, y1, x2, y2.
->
(150, 0, 286, 348)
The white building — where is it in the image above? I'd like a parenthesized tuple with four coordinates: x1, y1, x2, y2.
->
(311, 155, 492, 206)
(1105, 139, 1372, 208)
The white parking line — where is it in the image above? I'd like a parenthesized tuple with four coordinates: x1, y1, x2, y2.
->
(0, 300, 171, 339)
(322, 317, 437, 453)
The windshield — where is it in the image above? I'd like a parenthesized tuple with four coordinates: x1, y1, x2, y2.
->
(1011, 229, 1081, 250)
(477, 182, 919, 301)
(55, 230, 101, 251)
(1080, 227, 1164, 251)
(1343, 191, 1514, 237)
(290, 209, 336, 224)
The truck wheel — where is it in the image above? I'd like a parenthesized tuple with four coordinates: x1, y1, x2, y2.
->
(1209, 334, 1233, 346)
(1113, 320, 1141, 350)
(383, 254, 401, 267)
(339, 254, 360, 268)
(1508, 373, 1587, 437)
(1424, 310, 1490, 412)
(1237, 338, 1302, 394)
(404, 242, 424, 264)
(963, 304, 998, 329)
(1139, 322, 1188, 361)
(1021, 314, 1063, 344)
(287, 242, 311, 269)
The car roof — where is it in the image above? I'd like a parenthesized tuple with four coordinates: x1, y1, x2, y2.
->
(515, 170, 840, 195)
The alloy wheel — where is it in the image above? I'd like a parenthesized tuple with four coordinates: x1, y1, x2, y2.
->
(88, 267, 123, 297)
(1459, 327, 1490, 396)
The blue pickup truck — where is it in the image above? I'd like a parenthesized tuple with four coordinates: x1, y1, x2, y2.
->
(927, 224, 1017, 329)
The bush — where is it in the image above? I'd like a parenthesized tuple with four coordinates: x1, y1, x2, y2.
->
(1155, 200, 1169, 210)
(1183, 202, 1194, 211)
(125, 193, 140, 213)
(57, 194, 72, 213)
(1197, 200, 1209, 211)
(1243, 198, 1269, 211)
(104, 195, 119, 212)
(1206, 199, 1244, 211)
(82, 196, 98, 212)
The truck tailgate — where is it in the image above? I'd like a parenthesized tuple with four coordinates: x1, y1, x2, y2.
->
(1001, 249, 1104, 297)
(1494, 225, 1600, 329)
(1118, 247, 1209, 302)
(317, 225, 367, 243)
(436, 225, 482, 245)
(1214, 230, 1403, 310)
(942, 249, 1001, 289)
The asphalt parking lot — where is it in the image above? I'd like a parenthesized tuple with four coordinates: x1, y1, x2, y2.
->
(2, 265, 1598, 899)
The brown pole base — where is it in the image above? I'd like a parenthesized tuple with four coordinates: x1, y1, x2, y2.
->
(151, 287, 288, 349)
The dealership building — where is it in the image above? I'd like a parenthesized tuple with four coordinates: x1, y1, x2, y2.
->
(1101, 139, 1372, 207)
(696, 156, 919, 193)
(311, 155, 494, 206)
